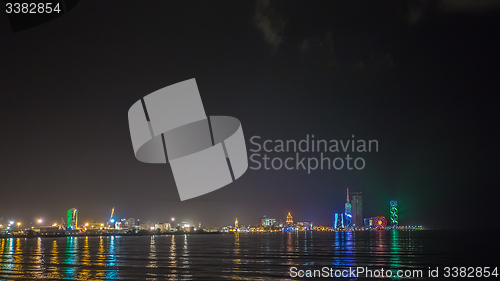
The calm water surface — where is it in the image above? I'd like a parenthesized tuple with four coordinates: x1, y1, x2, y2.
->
(0, 231, 497, 280)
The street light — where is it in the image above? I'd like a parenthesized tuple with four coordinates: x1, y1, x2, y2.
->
(38, 219, 42, 224)
(17, 222, 21, 232)
(172, 218, 175, 221)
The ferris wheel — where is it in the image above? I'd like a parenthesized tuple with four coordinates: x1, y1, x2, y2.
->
(373, 216, 387, 230)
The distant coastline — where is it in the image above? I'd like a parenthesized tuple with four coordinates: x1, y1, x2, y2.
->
(0, 229, 426, 239)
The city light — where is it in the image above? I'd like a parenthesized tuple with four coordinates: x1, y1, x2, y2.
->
(0, 190, 422, 236)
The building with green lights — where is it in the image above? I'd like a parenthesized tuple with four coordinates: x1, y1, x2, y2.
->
(67, 208, 78, 230)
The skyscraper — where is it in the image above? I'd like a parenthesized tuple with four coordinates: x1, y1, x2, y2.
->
(344, 189, 352, 228)
(390, 201, 398, 228)
(66, 208, 78, 230)
(334, 213, 344, 229)
(351, 193, 363, 228)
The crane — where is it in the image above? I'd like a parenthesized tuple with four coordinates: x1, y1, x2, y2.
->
(110, 207, 115, 223)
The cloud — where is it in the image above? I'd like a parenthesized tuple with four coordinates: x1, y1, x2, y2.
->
(254, 0, 286, 52)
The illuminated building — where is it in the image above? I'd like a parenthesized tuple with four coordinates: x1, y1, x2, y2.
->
(86, 221, 104, 230)
(390, 201, 398, 228)
(286, 212, 293, 225)
(66, 208, 78, 230)
(181, 222, 194, 231)
(351, 192, 363, 228)
(261, 216, 277, 226)
(334, 213, 344, 229)
(235, 218, 238, 228)
(154, 222, 171, 232)
(344, 189, 352, 228)
(123, 218, 139, 230)
(296, 221, 313, 230)
(364, 217, 374, 229)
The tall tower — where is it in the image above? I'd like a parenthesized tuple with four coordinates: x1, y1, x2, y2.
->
(351, 193, 363, 227)
(334, 213, 344, 229)
(390, 201, 398, 228)
(66, 208, 78, 230)
(344, 189, 352, 228)
(235, 218, 238, 228)
(351, 194, 357, 227)
(286, 212, 293, 225)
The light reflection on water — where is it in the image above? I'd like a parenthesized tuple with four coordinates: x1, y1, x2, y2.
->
(47, 239, 59, 279)
(167, 234, 177, 280)
(1, 238, 14, 274)
(105, 236, 117, 280)
(233, 233, 241, 280)
(77, 237, 90, 280)
(64, 236, 78, 279)
(0, 231, 496, 280)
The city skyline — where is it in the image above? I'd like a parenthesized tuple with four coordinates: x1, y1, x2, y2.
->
(0, 2, 498, 280)
(1, 189, 416, 230)
(1, 1, 498, 231)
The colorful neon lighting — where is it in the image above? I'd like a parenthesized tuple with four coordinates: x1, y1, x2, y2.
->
(390, 201, 398, 228)
(373, 216, 387, 230)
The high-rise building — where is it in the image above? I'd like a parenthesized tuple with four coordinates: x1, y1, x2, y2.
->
(351, 193, 363, 228)
(66, 208, 78, 230)
(235, 218, 238, 228)
(390, 201, 398, 228)
(334, 213, 344, 229)
(286, 212, 293, 225)
(344, 189, 352, 228)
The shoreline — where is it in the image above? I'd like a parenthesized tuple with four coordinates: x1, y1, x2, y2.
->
(0, 229, 427, 239)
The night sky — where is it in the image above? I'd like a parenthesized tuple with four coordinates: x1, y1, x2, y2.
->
(1, 1, 499, 230)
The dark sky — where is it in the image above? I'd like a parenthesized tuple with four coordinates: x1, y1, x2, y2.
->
(1, 1, 499, 230)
